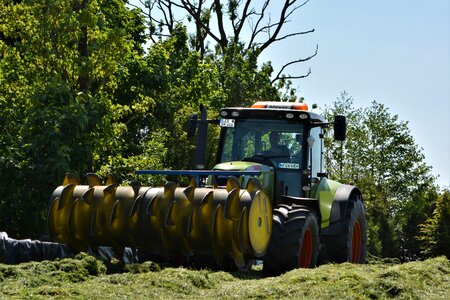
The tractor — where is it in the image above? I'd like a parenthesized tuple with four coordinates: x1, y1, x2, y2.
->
(48, 101, 367, 275)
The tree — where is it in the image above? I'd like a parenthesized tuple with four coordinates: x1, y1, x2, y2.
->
(0, 0, 145, 237)
(419, 190, 450, 258)
(131, 0, 317, 84)
(322, 92, 438, 259)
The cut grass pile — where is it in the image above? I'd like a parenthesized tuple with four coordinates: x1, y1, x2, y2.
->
(1, 253, 449, 299)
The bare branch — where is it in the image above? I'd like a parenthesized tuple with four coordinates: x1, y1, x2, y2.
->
(180, 0, 223, 46)
(246, 0, 313, 53)
(247, 0, 270, 49)
(195, 0, 204, 53)
(214, 0, 228, 48)
(271, 67, 312, 84)
(273, 29, 315, 43)
(131, 1, 183, 43)
(250, 21, 279, 47)
(232, 0, 253, 44)
(259, 0, 299, 52)
(135, 0, 315, 67)
(158, 1, 174, 32)
(271, 44, 318, 84)
(283, 0, 310, 20)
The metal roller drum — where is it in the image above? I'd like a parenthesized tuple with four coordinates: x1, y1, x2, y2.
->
(47, 174, 272, 266)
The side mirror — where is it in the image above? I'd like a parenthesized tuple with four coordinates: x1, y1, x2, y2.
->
(334, 115, 347, 141)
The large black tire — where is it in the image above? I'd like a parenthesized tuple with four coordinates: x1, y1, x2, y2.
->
(325, 198, 367, 263)
(263, 204, 320, 276)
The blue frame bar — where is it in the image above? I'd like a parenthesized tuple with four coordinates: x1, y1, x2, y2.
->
(135, 170, 261, 186)
(135, 170, 260, 176)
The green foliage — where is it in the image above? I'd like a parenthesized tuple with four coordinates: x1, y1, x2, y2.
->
(1, 256, 449, 299)
(96, 24, 283, 179)
(419, 190, 450, 258)
(212, 43, 280, 108)
(323, 92, 438, 260)
(0, 253, 106, 287)
(0, 0, 145, 237)
(0, 81, 107, 236)
(0, 0, 288, 238)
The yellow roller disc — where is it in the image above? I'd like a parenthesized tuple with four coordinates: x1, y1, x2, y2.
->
(248, 190, 272, 257)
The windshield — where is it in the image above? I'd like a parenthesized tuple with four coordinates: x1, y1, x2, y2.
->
(219, 119, 305, 167)
(218, 118, 308, 197)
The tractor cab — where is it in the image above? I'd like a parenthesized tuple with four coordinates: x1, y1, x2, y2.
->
(215, 101, 335, 203)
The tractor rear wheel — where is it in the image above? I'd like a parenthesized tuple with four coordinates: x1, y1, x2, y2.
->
(263, 204, 319, 276)
(326, 198, 367, 263)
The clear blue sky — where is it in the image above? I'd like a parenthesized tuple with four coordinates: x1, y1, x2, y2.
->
(131, 0, 450, 188)
(260, 0, 450, 188)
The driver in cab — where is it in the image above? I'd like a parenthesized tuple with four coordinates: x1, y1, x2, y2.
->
(268, 132, 290, 158)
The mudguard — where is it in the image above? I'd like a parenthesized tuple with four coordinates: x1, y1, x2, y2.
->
(310, 179, 341, 228)
(321, 184, 363, 236)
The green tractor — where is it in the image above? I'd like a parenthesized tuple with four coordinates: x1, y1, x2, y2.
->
(48, 101, 367, 275)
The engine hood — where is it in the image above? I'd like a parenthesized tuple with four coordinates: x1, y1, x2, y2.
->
(213, 161, 274, 202)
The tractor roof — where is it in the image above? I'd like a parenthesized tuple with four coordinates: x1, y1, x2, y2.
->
(220, 102, 326, 125)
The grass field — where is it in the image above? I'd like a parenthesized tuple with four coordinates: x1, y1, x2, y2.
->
(1, 254, 449, 299)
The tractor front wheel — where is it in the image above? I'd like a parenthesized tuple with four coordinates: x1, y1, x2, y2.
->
(263, 204, 319, 276)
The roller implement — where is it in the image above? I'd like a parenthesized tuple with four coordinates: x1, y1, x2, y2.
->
(48, 101, 367, 275)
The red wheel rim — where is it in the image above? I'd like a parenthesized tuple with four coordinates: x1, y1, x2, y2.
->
(351, 220, 362, 263)
(299, 228, 313, 268)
